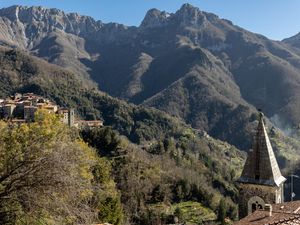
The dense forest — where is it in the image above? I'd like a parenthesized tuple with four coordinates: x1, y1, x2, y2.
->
(1, 34, 300, 224)
(0, 109, 244, 224)
(0, 47, 247, 224)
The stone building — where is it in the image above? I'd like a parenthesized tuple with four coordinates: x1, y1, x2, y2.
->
(58, 109, 69, 125)
(24, 106, 37, 122)
(0, 93, 102, 129)
(77, 120, 103, 129)
(237, 112, 286, 219)
(58, 108, 75, 127)
(68, 108, 75, 127)
(3, 103, 16, 118)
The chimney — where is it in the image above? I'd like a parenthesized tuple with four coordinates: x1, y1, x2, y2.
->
(265, 204, 272, 217)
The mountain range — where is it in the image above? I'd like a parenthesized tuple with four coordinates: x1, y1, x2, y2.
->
(0, 43, 250, 224)
(2, 4, 300, 151)
(2, 3, 300, 223)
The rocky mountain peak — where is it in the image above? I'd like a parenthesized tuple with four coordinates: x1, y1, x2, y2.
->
(180, 3, 197, 10)
(283, 32, 300, 43)
(177, 3, 202, 16)
(175, 3, 208, 28)
(282, 32, 300, 49)
(0, 5, 63, 21)
(0, 5, 21, 21)
(0, 5, 103, 36)
(140, 8, 171, 29)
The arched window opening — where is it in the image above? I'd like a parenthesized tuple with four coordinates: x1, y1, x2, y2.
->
(252, 203, 257, 213)
(248, 196, 265, 216)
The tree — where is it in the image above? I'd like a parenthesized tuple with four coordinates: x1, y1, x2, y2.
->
(91, 158, 124, 225)
(81, 126, 121, 157)
(0, 110, 123, 224)
(218, 198, 227, 225)
(174, 207, 183, 223)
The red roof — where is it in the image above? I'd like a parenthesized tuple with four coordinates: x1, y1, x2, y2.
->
(235, 201, 300, 225)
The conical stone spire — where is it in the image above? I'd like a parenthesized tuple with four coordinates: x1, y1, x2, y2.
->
(238, 112, 286, 187)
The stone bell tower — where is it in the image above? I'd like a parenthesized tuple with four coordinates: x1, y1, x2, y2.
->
(238, 112, 286, 219)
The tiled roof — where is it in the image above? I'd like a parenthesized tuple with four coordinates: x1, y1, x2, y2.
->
(268, 216, 300, 224)
(236, 201, 300, 225)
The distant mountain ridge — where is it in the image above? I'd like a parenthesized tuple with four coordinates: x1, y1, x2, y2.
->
(0, 5, 135, 88)
(0, 5, 103, 44)
(1, 4, 300, 150)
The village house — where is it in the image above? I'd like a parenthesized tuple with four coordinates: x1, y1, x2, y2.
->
(0, 93, 103, 129)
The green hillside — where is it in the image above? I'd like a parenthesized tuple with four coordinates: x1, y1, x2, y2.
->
(1, 45, 300, 224)
(0, 46, 245, 224)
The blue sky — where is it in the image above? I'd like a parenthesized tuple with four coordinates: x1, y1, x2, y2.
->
(0, 0, 299, 40)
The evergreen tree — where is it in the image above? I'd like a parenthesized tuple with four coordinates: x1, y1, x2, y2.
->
(218, 198, 227, 225)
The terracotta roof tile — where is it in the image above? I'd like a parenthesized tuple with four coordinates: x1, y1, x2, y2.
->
(236, 201, 300, 225)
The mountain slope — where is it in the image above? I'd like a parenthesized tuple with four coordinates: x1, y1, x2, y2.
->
(2, 46, 300, 223)
(135, 4, 300, 130)
(0, 5, 103, 88)
(2, 4, 300, 151)
(0, 45, 248, 224)
(2, 9, 300, 222)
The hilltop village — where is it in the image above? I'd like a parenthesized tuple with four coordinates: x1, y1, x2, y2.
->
(0, 93, 103, 129)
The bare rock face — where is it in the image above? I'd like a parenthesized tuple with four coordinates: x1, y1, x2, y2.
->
(0, 5, 103, 36)
(140, 4, 209, 29)
(175, 3, 208, 28)
(140, 8, 170, 29)
(0, 5, 137, 48)
(2, 3, 300, 150)
(0, 5, 20, 21)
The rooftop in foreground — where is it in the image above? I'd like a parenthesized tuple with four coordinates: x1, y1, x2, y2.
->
(235, 200, 300, 225)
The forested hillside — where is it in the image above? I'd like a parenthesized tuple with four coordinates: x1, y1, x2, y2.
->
(2, 4, 300, 152)
(0, 45, 247, 224)
(2, 3, 300, 224)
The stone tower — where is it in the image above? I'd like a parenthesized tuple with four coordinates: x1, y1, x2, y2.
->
(68, 108, 75, 127)
(238, 112, 286, 219)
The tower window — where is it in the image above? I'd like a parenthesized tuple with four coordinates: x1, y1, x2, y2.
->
(252, 201, 262, 213)
(252, 203, 257, 212)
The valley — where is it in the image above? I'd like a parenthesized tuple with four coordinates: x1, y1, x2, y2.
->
(1, 3, 300, 224)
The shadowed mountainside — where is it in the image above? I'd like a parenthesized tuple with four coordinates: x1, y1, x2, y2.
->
(1, 4, 300, 150)
(0, 45, 248, 223)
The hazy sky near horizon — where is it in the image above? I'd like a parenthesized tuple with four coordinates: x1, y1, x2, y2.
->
(0, 0, 299, 40)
